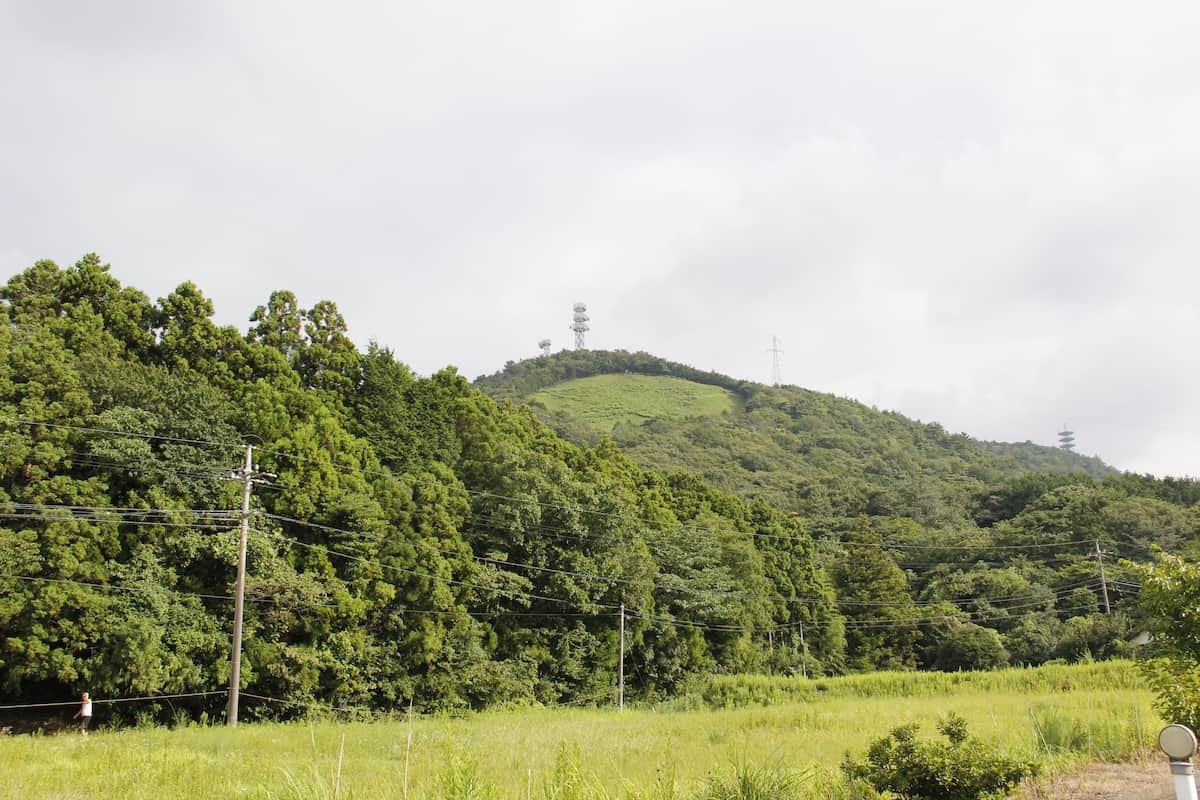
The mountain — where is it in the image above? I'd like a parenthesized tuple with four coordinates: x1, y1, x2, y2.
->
(476, 349, 1114, 529)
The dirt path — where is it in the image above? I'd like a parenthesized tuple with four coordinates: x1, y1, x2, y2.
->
(1015, 762, 1180, 800)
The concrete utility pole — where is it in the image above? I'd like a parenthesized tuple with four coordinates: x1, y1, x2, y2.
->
(1095, 540, 1111, 614)
(226, 445, 275, 727)
(799, 619, 808, 679)
(618, 604, 625, 710)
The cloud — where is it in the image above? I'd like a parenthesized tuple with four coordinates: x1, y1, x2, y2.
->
(2, 1, 1198, 474)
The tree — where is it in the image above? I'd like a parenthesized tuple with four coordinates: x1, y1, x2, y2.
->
(248, 289, 305, 360)
(831, 517, 920, 671)
(1130, 552, 1200, 730)
(928, 623, 1009, 671)
(296, 300, 361, 402)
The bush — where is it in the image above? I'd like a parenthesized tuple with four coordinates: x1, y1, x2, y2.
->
(1130, 554, 1200, 731)
(928, 625, 1009, 672)
(1003, 617, 1061, 666)
(1139, 656, 1200, 734)
(841, 713, 1039, 800)
(1053, 614, 1130, 662)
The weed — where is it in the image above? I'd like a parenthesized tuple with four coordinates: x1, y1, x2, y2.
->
(698, 759, 813, 800)
(439, 747, 498, 800)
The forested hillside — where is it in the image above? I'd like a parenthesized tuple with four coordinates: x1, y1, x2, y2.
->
(477, 352, 1200, 671)
(476, 350, 1114, 527)
(1, 257, 1197, 724)
(0, 257, 840, 718)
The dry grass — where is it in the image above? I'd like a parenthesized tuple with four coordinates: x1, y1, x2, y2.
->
(1013, 761, 1176, 800)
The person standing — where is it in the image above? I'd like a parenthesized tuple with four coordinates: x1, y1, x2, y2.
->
(73, 692, 92, 736)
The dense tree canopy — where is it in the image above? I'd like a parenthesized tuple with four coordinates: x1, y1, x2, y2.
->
(1, 256, 1196, 725)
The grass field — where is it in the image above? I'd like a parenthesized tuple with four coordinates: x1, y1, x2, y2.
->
(530, 374, 739, 433)
(0, 663, 1158, 800)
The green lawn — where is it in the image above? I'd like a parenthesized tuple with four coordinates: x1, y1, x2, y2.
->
(530, 374, 739, 433)
(0, 663, 1158, 800)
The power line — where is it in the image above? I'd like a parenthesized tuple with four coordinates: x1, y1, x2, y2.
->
(0, 426, 1153, 619)
(4, 417, 1145, 556)
(259, 512, 1103, 611)
(0, 514, 238, 532)
(0, 573, 346, 610)
(1, 417, 241, 451)
(252, 528, 624, 612)
(0, 491, 1137, 618)
(4, 502, 235, 516)
(239, 692, 368, 716)
(0, 691, 226, 711)
(841, 600, 1105, 632)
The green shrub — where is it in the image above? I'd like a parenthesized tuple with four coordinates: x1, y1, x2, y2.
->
(1138, 656, 1200, 734)
(841, 713, 1039, 800)
(1130, 554, 1200, 731)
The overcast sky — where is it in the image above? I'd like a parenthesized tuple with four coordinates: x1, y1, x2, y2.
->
(3, 2, 1198, 477)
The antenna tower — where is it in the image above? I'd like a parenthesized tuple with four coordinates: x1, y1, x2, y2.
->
(571, 303, 589, 350)
(1058, 424, 1075, 451)
(538, 339, 552, 357)
(767, 336, 784, 386)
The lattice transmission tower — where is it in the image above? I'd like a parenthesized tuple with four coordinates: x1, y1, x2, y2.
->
(768, 336, 784, 386)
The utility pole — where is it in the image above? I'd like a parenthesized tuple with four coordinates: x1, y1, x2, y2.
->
(225, 444, 274, 727)
(1095, 540, 1111, 614)
(798, 619, 808, 679)
(618, 604, 625, 710)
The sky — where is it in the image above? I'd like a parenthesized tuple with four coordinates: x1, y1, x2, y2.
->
(2, 1, 1198, 477)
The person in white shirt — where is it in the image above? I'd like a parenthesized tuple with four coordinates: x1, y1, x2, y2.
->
(73, 692, 92, 736)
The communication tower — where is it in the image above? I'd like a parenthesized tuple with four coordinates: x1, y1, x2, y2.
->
(571, 303, 589, 350)
(538, 339, 552, 357)
(1058, 424, 1075, 451)
(768, 336, 784, 386)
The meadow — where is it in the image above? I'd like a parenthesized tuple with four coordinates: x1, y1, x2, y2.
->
(0, 662, 1158, 800)
(530, 374, 739, 432)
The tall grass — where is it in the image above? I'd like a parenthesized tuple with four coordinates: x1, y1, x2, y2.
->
(697, 760, 815, 800)
(682, 660, 1142, 709)
(0, 662, 1155, 800)
(1030, 704, 1151, 763)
